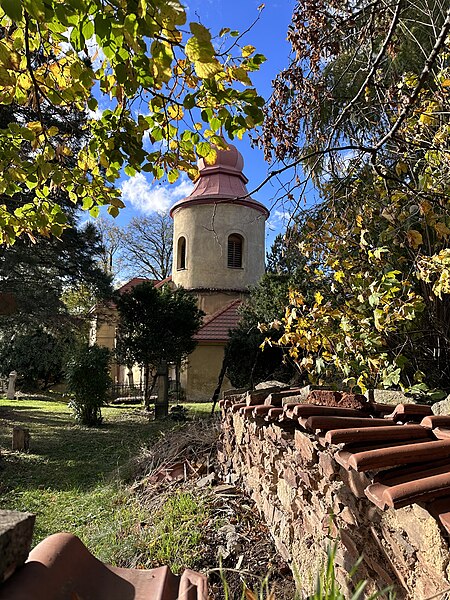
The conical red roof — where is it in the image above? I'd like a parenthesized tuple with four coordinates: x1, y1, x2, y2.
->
(170, 144, 269, 218)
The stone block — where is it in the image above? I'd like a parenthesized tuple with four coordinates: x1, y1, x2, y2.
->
(432, 395, 450, 415)
(294, 430, 317, 465)
(0, 510, 35, 582)
(370, 389, 411, 406)
(318, 452, 337, 478)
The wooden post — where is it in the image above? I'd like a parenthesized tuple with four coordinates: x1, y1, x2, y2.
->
(12, 427, 30, 452)
(155, 361, 169, 419)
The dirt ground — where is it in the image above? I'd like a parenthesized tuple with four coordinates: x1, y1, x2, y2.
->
(128, 415, 297, 599)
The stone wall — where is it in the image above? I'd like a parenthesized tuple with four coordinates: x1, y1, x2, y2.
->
(218, 393, 450, 599)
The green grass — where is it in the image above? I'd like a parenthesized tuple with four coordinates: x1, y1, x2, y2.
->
(0, 397, 211, 566)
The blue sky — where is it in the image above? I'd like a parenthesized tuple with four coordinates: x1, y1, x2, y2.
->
(99, 0, 298, 252)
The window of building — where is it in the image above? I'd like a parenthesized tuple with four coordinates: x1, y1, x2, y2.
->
(177, 236, 186, 270)
(227, 234, 243, 268)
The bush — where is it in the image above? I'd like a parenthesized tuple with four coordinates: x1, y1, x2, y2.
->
(0, 328, 74, 389)
(66, 344, 111, 426)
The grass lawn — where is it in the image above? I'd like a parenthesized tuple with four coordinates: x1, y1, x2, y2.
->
(0, 397, 212, 567)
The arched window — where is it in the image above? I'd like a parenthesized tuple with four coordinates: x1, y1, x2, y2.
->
(177, 236, 186, 270)
(227, 234, 243, 268)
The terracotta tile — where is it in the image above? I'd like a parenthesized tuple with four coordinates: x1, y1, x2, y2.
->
(366, 465, 450, 509)
(253, 405, 272, 417)
(0, 532, 207, 600)
(386, 403, 433, 421)
(231, 403, 246, 414)
(293, 405, 373, 419)
(371, 403, 396, 415)
(421, 415, 450, 430)
(303, 415, 395, 433)
(344, 439, 450, 472)
(265, 407, 284, 422)
(239, 406, 256, 418)
(283, 403, 301, 419)
(433, 428, 450, 440)
(325, 424, 431, 445)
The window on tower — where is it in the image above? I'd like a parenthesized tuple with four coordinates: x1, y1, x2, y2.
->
(177, 236, 186, 270)
(227, 234, 243, 268)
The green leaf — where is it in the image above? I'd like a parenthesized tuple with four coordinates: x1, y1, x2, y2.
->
(82, 18, 94, 40)
(189, 22, 211, 42)
(1, 0, 23, 20)
(185, 36, 214, 63)
(196, 142, 211, 158)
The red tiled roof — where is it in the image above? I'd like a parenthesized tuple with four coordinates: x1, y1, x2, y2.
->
(117, 276, 172, 294)
(117, 277, 152, 294)
(220, 388, 450, 535)
(154, 275, 172, 288)
(194, 299, 241, 342)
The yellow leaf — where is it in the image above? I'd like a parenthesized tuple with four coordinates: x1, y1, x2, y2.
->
(194, 59, 222, 79)
(356, 214, 363, 227)
(407, 229, 423, 249)
(204, 148, 217, 165)
(314, 291, 323, 305)
(395, 161, 408, 176)
(167, 105, 184, 120)
(241, 45, 255, 57)
(441, 79, 450, 87)
(334, 270, 345, 283)
(434, 222, 450, 238)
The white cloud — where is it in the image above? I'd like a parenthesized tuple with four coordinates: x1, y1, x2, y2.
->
(121, 173, 194, 214)
(87, 107, 103, 120)
(267, 209, 293, 231)
(59, 29, 105, 71)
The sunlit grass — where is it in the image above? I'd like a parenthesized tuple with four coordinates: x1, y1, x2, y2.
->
(0, 397, 211, 566)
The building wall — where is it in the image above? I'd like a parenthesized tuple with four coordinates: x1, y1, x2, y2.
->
(191, 290, 244, 317)
(172, 203, 265, 292)
(181, 343, 232, 402)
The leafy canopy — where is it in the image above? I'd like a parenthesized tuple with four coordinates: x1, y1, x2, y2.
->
(115, 282, 204, 370)
(0, 0, 266, 243)
(260, 0, 450, 394)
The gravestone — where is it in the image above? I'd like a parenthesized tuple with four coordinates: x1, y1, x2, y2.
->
(6, 371, 17, 400)
(12, 427, 30, 452)
(155, 361, 169, 419)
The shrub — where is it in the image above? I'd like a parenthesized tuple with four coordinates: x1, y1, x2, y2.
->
(66, 344, 111, 426)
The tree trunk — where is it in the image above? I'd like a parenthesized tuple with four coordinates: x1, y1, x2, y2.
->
(211, 352, 228, 414)
(143, 364, 150, 410)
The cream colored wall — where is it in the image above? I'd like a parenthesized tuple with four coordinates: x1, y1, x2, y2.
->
(90, 308, 117, 351)
(191, 290, 245, 316)
(172, 203, 266, 292)
(181, 343, 231, 402)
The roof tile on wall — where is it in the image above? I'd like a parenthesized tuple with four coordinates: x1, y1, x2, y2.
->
(222, 389, 450, 536)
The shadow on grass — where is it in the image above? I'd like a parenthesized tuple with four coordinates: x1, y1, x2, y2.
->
(0, 403, 176, 494)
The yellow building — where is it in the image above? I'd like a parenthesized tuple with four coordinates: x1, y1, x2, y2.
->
(169, 144, 269, 400)
(91, 144, 269, 401)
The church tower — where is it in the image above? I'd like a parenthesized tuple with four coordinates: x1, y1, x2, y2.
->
(170, 144, 269, 315)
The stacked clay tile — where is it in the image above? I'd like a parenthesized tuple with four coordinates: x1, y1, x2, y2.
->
(218, 387, 450, 599)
